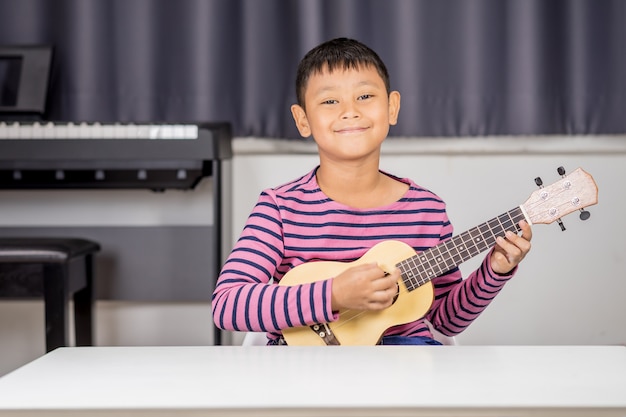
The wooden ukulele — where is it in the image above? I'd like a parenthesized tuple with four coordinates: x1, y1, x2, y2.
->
(280, 167, 598, 346)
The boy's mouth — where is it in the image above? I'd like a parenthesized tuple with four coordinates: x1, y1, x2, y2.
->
(335, 126, 369, 134)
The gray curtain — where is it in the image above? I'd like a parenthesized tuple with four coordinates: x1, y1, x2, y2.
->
(0, 0, 624, 138)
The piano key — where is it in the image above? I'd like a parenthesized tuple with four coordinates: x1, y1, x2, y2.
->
(0, 122, 203, 140)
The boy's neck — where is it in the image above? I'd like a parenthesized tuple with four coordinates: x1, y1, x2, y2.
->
(316, 162, 407, 209)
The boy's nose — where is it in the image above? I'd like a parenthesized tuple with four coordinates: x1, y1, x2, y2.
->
(340, 103, 360, 119)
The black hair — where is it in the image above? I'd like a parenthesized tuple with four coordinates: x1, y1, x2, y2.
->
(294, 37, 391, 108)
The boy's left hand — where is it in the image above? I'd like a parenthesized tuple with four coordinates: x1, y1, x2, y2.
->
(491, 220, 532, 275)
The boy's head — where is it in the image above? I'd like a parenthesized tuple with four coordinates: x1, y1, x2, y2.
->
(294, 38, 391, 109)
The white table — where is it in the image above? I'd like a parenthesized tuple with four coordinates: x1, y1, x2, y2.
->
(0, 345, 625, 416)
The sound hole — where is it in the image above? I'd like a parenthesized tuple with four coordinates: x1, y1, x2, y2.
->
(384, 271, 401, 305)
(392, 282, 400, 304)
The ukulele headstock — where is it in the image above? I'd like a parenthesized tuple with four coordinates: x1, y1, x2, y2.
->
(521, 167, 598, 226)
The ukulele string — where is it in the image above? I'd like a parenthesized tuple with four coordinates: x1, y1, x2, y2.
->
(315, 200, 539, 337)
(318, 284, 404, 333)
(319, 208, 525, 336)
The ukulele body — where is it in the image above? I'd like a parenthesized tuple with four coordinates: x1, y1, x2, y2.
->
(280, 240, 435, 346)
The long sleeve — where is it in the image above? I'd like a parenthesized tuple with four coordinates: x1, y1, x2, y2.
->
(212, 187, 337, 335)
(425, 252, 515, 337)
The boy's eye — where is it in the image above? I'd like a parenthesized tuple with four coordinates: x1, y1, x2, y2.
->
(321, 99, 338, 105)
(358, 94, 373, 100)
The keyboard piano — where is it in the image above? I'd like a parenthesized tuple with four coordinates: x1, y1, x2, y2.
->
(0, 121, 232, 190)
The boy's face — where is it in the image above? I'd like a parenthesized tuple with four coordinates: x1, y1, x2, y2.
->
(291, 64, 400, 162)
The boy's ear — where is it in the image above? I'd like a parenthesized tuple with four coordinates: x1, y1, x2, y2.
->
(388, 91, 401, 126)
(291, 104, 311, 137)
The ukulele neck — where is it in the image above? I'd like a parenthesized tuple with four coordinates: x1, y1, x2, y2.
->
(398, 206, 525, 291)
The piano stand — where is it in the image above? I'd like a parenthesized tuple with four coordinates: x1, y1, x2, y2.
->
(0, 238, 101, 352)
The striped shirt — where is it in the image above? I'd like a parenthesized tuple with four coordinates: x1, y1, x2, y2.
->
(212, 167, 514, 343)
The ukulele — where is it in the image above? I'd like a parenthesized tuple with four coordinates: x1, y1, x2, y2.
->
(280, 167, 598, 346)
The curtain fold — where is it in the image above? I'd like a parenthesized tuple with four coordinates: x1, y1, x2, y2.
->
(0, 0, 624, 138)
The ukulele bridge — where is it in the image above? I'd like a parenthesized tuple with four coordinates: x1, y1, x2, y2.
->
(310, 323, 340, 345)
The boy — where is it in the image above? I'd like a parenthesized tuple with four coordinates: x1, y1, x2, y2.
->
(212, 37, 532, 345)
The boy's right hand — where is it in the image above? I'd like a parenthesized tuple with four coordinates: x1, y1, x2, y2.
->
(330, 262, 400, 311)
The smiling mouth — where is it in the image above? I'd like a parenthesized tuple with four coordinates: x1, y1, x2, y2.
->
(335, 126, 369, 134)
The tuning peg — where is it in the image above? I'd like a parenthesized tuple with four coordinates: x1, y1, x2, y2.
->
(557, 166, 566, 176)
(579, 209, 591, 221)
(556, 218, 566, 231)
(535, 177, 543, 187)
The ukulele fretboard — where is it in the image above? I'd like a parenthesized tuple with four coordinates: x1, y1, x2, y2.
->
(398, 206, 526, 291)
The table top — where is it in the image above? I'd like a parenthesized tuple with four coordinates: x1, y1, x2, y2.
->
(0, 345, 625, 417)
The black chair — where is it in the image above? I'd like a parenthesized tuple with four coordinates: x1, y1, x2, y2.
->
(0, 238, 100, 352)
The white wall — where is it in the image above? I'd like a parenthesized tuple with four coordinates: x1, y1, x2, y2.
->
(229, 136, 626, 347)
(1, 135, 625, 376)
